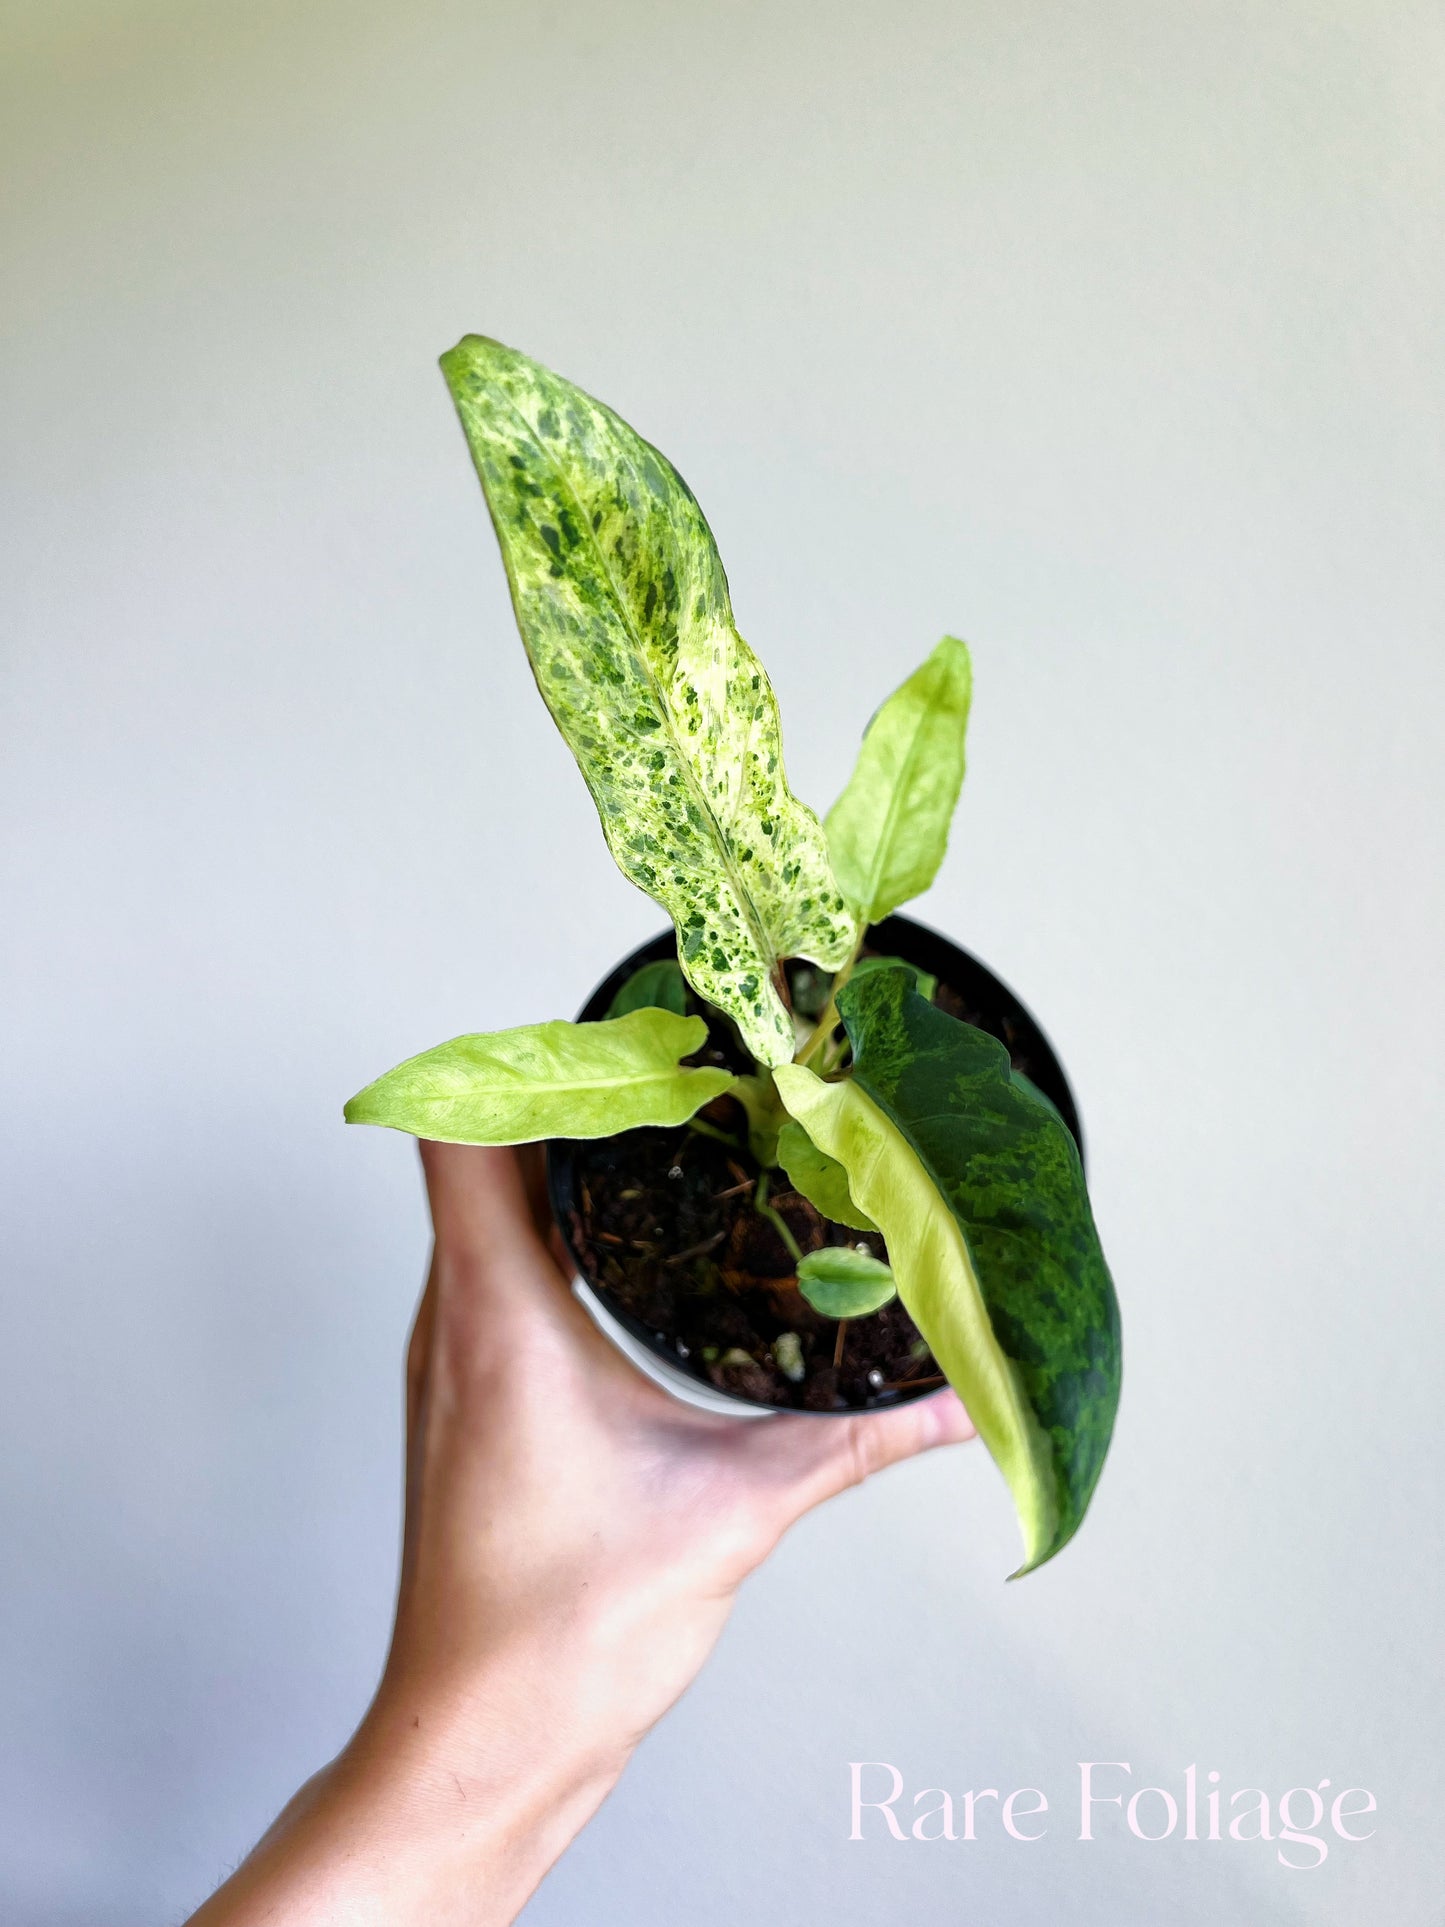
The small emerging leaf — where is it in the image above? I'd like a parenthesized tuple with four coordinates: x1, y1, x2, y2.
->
(606, 958, 689, 1019)
(826, 636, 973, 921)
(796, 1246, 897, 1318)
(345, 1009, 731, 1145)
(441, 336, 854, 1066)
(776, 1119, 877, 1231)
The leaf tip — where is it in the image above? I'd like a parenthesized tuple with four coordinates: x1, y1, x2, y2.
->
(1005, 1500, 1087, 1580)
(438, 332, 518, 392)
(1005, 1537, 1049, 1582)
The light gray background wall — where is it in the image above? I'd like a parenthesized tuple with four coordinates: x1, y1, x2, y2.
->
(3, 2, 1442, 1921)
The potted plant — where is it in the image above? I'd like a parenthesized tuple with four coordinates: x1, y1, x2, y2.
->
(346, 337, 1121, 1576)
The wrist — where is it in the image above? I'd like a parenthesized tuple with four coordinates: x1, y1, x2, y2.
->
(357, 1643, 633, 1852)
(342, 1698, 624, 1926)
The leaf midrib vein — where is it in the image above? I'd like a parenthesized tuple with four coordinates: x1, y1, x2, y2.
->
(406, 1066, 723, 1101)
(495, 381, 779, 981)
(861, 683, 935, 912)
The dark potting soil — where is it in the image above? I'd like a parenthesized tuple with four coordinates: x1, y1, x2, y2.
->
(567, 1116, 940, 1411)
(564, 963, 1011, 1413)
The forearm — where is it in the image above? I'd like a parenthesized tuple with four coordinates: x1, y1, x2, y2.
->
(190, 1651, 631, 1927)
(186, 1142, 964, 1925)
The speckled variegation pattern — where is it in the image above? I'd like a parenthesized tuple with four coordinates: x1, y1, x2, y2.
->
(441, 336, 854, 1066)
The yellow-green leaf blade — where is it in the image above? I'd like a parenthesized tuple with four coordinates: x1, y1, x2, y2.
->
(441, 335, 854, 1066)
(776, 1062, 1056, 1571)
(345, 1010, 732, 1145)
(828, 964, 1121, 1574)
(825, 636, 973, 921)
(732, 1069, 788, 1167)
(776, 1118, 877, 1231)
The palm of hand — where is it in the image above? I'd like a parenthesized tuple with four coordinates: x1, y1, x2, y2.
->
(383, 1143, 972, 1760)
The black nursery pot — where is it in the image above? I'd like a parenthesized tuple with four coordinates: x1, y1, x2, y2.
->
(547, 914, 1084, 1417)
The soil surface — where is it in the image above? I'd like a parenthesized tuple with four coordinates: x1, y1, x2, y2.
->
(564, 957, 1019, 1412)
(568, 1115, 942, 1410)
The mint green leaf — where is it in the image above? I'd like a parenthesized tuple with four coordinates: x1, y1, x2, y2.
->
(731, 1069, 788, 1167)
(345, 1009, 732, 1145)
(776, 967, 1120, 1577)
(440, 336, 854, 1067)
(850, 953, 938, 1003)
(776, 1118, 878, 1231)
(796, 1246, 897, 1318)
(606, 958, 689, 1019)
(825, 636, 973, 921)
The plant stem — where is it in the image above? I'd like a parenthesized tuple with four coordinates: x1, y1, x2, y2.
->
(794, 931, 864, 1068)
(686, 1116, 741, 1149)
(795, 994, 838, 1067)
(817, 1027, 851, 1077)
(752, 1169, 804, 1265)
(662, 1232, 727, 1267)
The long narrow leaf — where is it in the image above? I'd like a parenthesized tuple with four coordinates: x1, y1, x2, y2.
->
(441, 336, 854, 1066)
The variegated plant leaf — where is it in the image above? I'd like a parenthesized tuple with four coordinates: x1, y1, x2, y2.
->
(775, 966, 1120, 1576)
(849, 953, 938, 1004)
(344, 1009, 732, 1144)
(441, 336, 854, 1066)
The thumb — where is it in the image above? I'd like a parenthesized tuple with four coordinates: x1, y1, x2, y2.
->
(837, 1387, 976, 1489)
(419, 1140, 531, 1255)
(418, 1141, 573, 1309)
(772, 1387, 976, 1517)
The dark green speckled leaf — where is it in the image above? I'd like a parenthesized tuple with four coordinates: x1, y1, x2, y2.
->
(838, 965, 1120, 1572)
(441, 336, 854, 1066)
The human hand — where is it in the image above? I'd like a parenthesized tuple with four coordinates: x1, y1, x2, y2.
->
(191, 1141, 972, 1926)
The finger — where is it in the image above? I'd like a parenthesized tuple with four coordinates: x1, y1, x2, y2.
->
(516, 1140, 578, 1274)
(515, 1142, 554, 1243)
(416, 1142, 592, 1350)
(398, 1262, 437, 1581)
(418, 1140, 535, 1261)
(418, 1140, 572, 1298)
(770, 1388, 976, 1516)
(404, 1262, 436, 1445)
